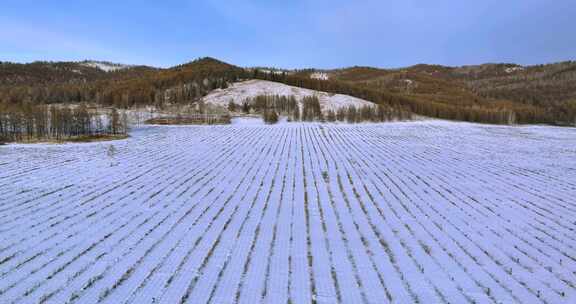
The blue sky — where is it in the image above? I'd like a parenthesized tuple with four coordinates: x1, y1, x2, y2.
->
(1, 0, 574, 68)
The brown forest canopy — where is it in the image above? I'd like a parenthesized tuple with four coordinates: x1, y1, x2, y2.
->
(1, 57, 575, 125)
(0, 58, 244, 107)
(318, 61, 576, 125)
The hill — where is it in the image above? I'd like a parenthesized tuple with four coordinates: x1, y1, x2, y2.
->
(313, 62, 576, 124)
(202, 79, 374, 113)
(0, 57, 242, 106)
(1, 57, 575, 125)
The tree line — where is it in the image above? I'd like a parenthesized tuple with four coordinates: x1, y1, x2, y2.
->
(251, 69, 576, 125)
(0, 58, 241, 142)
(0, 103, 128, 143)
(0, 58, 244, 109)
(2, 57, 574, 126)
(229, 94, 411, 124)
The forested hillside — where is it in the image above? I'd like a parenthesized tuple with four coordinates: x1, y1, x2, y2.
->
(1, 57, 575, 128)
(318, 62, 576, 125)
(0, 58, 242, 142)
(0, 58, 243, 107)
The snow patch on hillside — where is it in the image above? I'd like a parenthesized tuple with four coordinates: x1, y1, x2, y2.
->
(81, 61, 131, 72)
(505, 66, 524, 74)
(202, 80, 373, 113)
(310, 72, 329, 80)
(260, 69, 286, 75)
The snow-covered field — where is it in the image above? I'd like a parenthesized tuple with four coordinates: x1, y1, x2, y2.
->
(202, 79, 373, 113)
(1, 121, 575, 304)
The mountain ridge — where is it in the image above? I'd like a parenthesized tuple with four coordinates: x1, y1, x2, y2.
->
(1, 57, 575, 125)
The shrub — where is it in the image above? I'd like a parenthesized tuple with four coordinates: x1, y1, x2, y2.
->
(263, 110, 279, 124)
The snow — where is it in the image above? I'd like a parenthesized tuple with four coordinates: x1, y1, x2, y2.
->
(258, 69, 286, 75)
(230, 116, 290, 126)
(505, 66, 525, 74)
(231, 116, 265, 125)
(81, 61, 131, 72)
(202, 79, 374, 113)
(310, 72, 329, 81)
(1, 120, 575, 304)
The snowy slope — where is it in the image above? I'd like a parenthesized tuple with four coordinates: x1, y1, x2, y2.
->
(505, 66, 525, 73)
(81, 61, 131, 72)
(202, 79, 374, 113)
(310, 72, 329, 80)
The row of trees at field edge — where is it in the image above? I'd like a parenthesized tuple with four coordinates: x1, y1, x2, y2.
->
(0, 103, 128, 143)
(229, 95, 411, 124)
